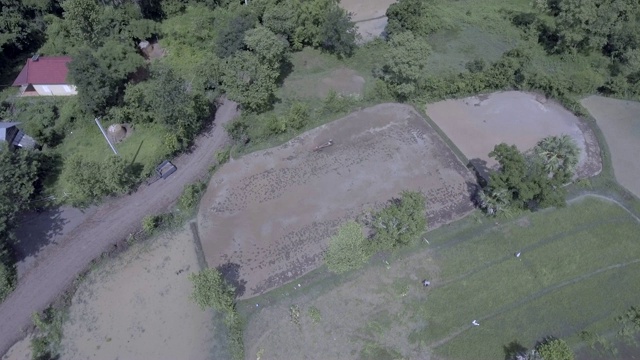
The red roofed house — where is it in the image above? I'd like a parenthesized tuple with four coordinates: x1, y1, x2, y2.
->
(12, 55, 77, 96)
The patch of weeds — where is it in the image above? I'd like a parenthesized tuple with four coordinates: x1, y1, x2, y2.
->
(31, 307, 65, 360)
(394, 282, 410, 298)
(289, 304, 301, 327)
(215, 146, 231, 165)
(177, 181, 206, 213)
(580, 331, 618, 357)
(616, 305, 640, 345)
(307, 306, 322, 324)
(576, 178, 592, 189)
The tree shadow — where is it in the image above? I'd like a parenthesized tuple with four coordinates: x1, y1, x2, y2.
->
(468, 158, 491, 187)
(130, 140, 144, 165)
(276, 57, 294, 86)
(465, 181, 481, 207)
(10, 206, 69, 263)
(216, 262, 247, 298)
(503, 340, 528, 360)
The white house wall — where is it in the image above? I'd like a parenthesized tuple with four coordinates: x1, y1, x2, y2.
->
(33, 84, 77, 96)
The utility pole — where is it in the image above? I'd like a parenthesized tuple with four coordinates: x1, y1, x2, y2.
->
(95, 117, 119, 156)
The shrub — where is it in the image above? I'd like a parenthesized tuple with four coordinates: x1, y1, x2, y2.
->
(265, 114, 288, 135)
(286, 102, 309, 130)
(177, 181, 206, 213)
(62, 155, 137, 206)
(225, 117, 250, 144)
(536, 338, 574, 360)
(215, 146, 231, 165)
(189, 268, 235, 313)
(142, 215, 161, 234)
(0, 259, 14, 302)
(325, 221, 369, 274)
(31, 307, 65, 360)
(370, 191, 427, 251)
(308, 306, 322, 323)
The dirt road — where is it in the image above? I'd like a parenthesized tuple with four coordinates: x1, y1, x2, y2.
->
(0, 99, 237, 356)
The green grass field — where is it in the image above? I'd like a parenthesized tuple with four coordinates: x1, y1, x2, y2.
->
(52, 122, 171, 195)
(420, 196, 640, 359)
(242, 196, 640, 359)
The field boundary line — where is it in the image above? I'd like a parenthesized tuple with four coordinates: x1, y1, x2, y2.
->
(568, 194, 640, 224)
(189, 221, 209, 271)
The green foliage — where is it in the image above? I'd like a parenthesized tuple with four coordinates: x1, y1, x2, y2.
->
(0, 258, 14, 303)
(479, 136, 580, 215)
(262, 1, 297, 40)
(31, 307, 65, 360)
(177, 181, 206, 213)
(318, 5, 357, 57)
(264, 102, 310, 135)
(189, 268, 236, 312)
(379, 32, 431, 99)
(189, 265, 246, 360)
(385, 0, 447, 38)
(325, 221, 369, 274)
(61, 154, 136, 206)
(533, 135, 579, 182)
(18, 101, 64, 148)
(322, 89, 359, 114)
(370, 191, 427, 251)
(215, 8, 257, 58)
(221, 50, 279, 112)
(0, 146, 41, 237)
(142, 214, 160, 234)
(215, 146, 231, 165)
(60, 0, 102, 46)
(307, 306, 322, 323)
(535, 338, 574, 360)
(615, 305, 640, 345)
(67, 47, 119, 116)
(244, 25, 289, 66)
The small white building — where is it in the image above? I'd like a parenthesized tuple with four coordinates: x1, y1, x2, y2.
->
(12, 55, 77, 96)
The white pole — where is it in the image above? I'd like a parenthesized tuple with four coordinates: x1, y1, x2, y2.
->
(95, 117, 119, 156)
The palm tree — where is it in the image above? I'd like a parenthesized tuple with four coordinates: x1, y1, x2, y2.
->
(534, 135, 579, 177)
(477, 187, 511, 215)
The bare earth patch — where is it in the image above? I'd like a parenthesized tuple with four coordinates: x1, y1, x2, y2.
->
(1, 336, 31, 360)
(340, 0, 397, 41)
(245, 249, 439, 360)
(60, 225, 216, 360)
(284, 67, 365, 99)
(425, 91, 602, 179)
(581, 95, 640, 199)
(197, 103, 475, 299)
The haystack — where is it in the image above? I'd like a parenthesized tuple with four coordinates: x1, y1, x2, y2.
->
(108, 124, 127, 143)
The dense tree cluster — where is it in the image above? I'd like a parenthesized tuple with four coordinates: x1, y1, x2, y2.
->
(477, 135, 580, 215)
(0, 145, 51, 301)
(326, 191, 427, 274)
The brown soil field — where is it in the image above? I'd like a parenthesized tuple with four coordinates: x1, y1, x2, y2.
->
(340, 0, 397, 41)
(425, 91, 602, 180)
(581, 95, 640, 199)
(60, 225, 218, 360)
(197, 103, 476, 299)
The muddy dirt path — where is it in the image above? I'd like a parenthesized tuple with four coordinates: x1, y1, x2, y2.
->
(0, 99, 238, 356)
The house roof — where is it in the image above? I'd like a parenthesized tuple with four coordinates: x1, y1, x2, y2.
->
(12, 56, 72, 86)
